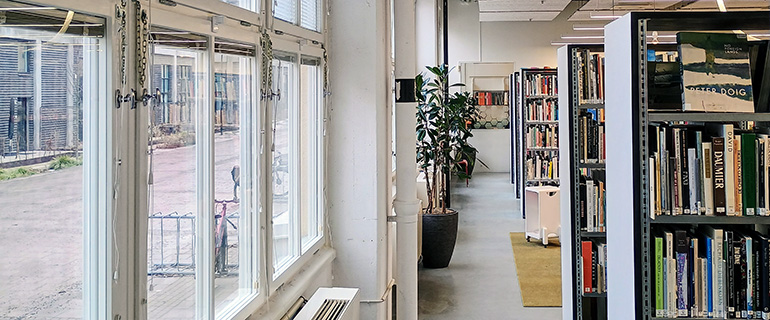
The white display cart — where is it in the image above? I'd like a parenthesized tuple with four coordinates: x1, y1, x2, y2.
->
(524, 186, 561, 247)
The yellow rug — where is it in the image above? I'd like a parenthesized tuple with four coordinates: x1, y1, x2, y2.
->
(509, 232, 562, 307)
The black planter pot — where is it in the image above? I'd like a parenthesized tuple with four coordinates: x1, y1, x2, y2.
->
(422, 209, 459, 268)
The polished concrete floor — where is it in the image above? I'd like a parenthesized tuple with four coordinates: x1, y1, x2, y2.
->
(418, 173, 562, 320)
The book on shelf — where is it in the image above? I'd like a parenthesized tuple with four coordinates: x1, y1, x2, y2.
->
(579, 109, 605, 164)
(577, 49, 605, 105)
(525, 151, 558, 181)
(580, 173, 606, 233)
(677, 32, 754, 113)
(476, 90, 508, 106)
(523, 72, 557, 96)
(648, 61, 684, 111)
(581, 239, 607, 294)
(526, 98, 558, 121)
(525, 125, 558, 149)
(648, 124, 770, 219)
(750, 40, 770, 113)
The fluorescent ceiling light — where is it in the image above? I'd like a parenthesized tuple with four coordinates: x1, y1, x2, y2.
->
(0, 7, 56, 11)
(716, 0, 727, 12)
(573, 24, 605, 31)
(0, 23, 102, 27)
(590, 13, 622, 20)
(561, 35, 604, 40)
(551, 41, 602, 46)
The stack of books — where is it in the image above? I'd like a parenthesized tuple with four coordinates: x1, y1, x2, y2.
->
(582, 240, 608, 294)
(524, 72, 557, 96)
(577, 50, 605, 105)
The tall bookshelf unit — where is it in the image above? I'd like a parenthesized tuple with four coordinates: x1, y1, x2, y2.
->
(518, 68, 560, 216)
(604, 11, 770, 320)
(559, 44, 608, 320)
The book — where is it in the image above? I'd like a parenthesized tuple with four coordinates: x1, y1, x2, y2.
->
(713, 137, 727, 215)
(677, 32, 754, 112)
(725, 124, 737, 215)
(743, 133, 758, 216)
(702, 226, 724, 318)
(656, 236, 665, 316)
(676, 230, 689, 316)
(727, 230, 736, 318)
(737, 134, 744, 215)
(648, 61, 683, 110)
(582, 240, 593, 293)
(707, 236, 714, 317)
(703, 142, 715, 215)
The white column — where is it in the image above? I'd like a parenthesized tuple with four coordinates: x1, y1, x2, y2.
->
(393, 0, 420, 319)
(328, 1, 390, 319)
(34, 40, 42, 150)
(416, 0, 438, 72)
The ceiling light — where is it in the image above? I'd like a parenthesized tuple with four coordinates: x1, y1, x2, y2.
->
(551, 41, 602, 46)
(590, 13, 622, 20)
(716, 0, 727, 12)
(0, 7, 56, 11)
(561, 35, 605, 40)
(573, 24, 605, 31)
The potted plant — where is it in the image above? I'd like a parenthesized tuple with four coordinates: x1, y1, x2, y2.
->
(416, 65, 480, 268)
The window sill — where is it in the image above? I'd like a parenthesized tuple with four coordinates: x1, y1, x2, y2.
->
(237, 246, 335, 320)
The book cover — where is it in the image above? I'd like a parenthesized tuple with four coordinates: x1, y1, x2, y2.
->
(743, 133, 758, 216)
(703, 142, 715, 215)
(713, 137, 727, 215)
(726, 125, 737, 215)
(677, 32, 754, 112)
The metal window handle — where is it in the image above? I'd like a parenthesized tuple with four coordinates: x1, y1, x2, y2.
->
(115, 88, 136, 109)
(140, 88, 161, 106)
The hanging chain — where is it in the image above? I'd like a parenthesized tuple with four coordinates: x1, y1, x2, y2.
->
(116, 0, 127, 85)
(260, 28, 273, 101)
(135, 0, 149, 89)
(322, 43, 330, 97)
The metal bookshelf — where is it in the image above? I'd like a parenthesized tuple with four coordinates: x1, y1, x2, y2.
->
(559, 44, 607, 320)
(604, 11, 770, 320)
(518, 68, 560, 218)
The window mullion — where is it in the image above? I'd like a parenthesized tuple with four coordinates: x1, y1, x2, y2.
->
(196, 35, 216, 320)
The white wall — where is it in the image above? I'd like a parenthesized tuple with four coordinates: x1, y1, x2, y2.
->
(447, 0, 574, 174)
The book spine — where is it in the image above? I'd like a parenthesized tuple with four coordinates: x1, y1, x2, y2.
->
(707, 237, 714, 317)
(749, 237, 755, 317)
(726, 125, 736, 215)
(713, 137, 727, 215)
(676, 230, 689, 316)
(689, 148, 699, 215)
(657, 237, 665, 316)
(681, 130, 691, 214)
(583, 241, 592, 293)
(763, 239, 769, 319)
(743, 133, 758, 216)
(716, 230, 725, 318)
(737, 134, 744, 215)
(675, 128, 684, 215)
(727, 231, 736, 318)
(704, 142, 715, 216)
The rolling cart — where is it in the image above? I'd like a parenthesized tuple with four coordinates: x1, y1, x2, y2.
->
(524, 186, 561, 247)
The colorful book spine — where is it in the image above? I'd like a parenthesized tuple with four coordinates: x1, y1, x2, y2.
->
(743, 133, 758, 215)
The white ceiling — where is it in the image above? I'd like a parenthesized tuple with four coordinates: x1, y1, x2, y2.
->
(478, 0, 770, 22)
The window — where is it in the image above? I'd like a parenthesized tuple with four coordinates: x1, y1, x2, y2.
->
(299, 56, 323, 250)
(213, 40, 258, 314)
(0, 3, 106, 318)
(220, 0, 259, 12)
(273, 0, 321, 32)
(146, 28, 207, 319)
(270, 52, 298, 274)
(16, 45, 30, 73)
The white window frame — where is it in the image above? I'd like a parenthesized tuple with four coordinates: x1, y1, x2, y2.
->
(0, 1, 116, 319)
(299, 53, 324, 254)
(269, 0, 324, 43)
(165, 0, 263, 26)
(266, 36, 326, 292)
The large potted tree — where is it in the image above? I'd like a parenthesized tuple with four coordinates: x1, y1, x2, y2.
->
(416, 65, 479, 268)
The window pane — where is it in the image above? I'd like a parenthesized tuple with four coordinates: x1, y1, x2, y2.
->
(147, 29, 206, 319)
(300, 57, 321, 250)
(272, 53, 297, 273)
(0, 5, 104, 318)
(274, 0, 297, 24)
(300, 0, 319, 31)
(221, 0, 258, 12)
(213, 47, 256, 312)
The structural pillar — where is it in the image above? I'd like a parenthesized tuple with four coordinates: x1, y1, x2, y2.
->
(393, 0, 420, 319)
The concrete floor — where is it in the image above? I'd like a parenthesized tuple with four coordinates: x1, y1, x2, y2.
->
(418, 173, 562, 320)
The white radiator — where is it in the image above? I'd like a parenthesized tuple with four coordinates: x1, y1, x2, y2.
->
(294, 287, 360, 320)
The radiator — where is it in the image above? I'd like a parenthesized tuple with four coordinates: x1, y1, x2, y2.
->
(294, 287, 360, 320)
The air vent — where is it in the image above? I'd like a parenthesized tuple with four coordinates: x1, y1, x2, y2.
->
(311, 299, 350, 320)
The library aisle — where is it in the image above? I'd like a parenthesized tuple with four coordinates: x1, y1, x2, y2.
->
(418, 173, 561, 320)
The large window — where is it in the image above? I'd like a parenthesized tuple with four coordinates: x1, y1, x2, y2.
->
(146, 28, 207, 319)
(0, 3, 105, 318)
(274, 0, 321, 32)
(271, 52, 297, 273)
(221, 0, 258, 12)
(212, 40, 258, 314)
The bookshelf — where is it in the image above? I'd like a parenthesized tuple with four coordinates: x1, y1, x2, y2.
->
(604, 11, 770, 320)
(559, 44, 608, 320)
(512, 71, 522, 195)
(518, 68, 560, 217)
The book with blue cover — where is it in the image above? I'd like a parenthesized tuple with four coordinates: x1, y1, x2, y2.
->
(677, 32, 754, 113)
